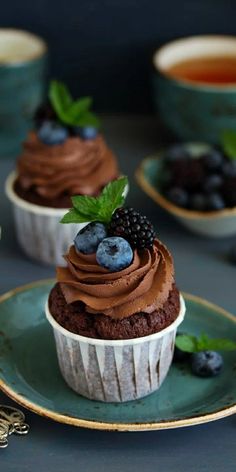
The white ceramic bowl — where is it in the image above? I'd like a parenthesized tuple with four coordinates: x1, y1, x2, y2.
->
(45, 294, 186, 402)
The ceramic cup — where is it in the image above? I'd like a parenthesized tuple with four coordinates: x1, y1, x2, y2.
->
(45, 295, 186, 402)
(5, 171, 86, 266)
(0, 28, 47, 156)
(153, 35, 236, 143)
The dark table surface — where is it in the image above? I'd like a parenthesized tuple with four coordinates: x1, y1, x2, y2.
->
(0, 116, 236, 471)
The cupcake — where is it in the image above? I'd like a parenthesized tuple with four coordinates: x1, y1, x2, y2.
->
(45, 177, 186, 402)
(5, 80, 119, 265)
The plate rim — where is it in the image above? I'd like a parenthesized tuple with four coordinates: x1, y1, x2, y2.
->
(0, 278, 236, 431)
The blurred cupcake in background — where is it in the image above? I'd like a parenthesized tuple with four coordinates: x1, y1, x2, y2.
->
(5, 81, 119, 265)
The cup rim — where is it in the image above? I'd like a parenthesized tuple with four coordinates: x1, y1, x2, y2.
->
(0, 28, 47, 65)
(153, 35, 236, 92)
(45, 294, 186, 347)
(5, 171, 70, 216)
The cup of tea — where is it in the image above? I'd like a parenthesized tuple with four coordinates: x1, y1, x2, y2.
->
(0, 29, 47, 156)
(153, 35, 236, 143)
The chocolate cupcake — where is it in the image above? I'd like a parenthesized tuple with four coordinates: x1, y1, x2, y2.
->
(5, 81, 119, 265)
(45, 177, 186, 402)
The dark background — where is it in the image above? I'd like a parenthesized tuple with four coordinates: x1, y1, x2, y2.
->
(1, 1, 236, 111)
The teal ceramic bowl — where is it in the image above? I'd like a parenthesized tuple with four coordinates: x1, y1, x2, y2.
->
(136, 147, 236, 238)
(153, 36, 236, 144)
(0, 29, 47, 156)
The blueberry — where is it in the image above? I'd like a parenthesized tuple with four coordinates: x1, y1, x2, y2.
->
(73, 126, 98, 140)
(222, 161, 236, 178)
(166, 187, 189, 208)
(74, 222, 107, 255)
(165, 144, 190, 163)
(191, 351, 223, 377)
(203, 174, 223, 193)
(190, 193, 206, 211)
(229, 244, 236, 264)
(96, 237, 133, 272)
(37, 120, 68, 145)
(206, 192, 225, 211)
(203, 149, 224, 170)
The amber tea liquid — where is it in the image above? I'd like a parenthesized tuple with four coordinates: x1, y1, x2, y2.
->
(166, 56, 236, 85)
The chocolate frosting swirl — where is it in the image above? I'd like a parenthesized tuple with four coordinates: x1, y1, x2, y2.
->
(57, 239, 174, 319)
(17, 132, 118, 198)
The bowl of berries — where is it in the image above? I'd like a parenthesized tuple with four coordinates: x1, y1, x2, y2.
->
(136, 134, 236, 237)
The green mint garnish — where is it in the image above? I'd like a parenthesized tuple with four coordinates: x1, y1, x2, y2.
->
(61, 176, 128, 224)
(49, 80, 100, 128)
(221, 129, 236, 160)
(176, 332, 236, 353)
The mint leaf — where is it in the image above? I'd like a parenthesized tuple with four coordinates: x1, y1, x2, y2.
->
(196, 333, 236, 352)
(176, 332, 236, 353)
(71, 195, 100, 219)
(49, 81, 73, 124)
(101, 176, 127, 205)
(61, 177, 128, 225)
(50, 80, 73, 109)
(68, 97, 92, 121)
(60, 208, 91, 224)
(221, 129, 236, 160)
(175, 334, 198, 353)
(73, 110, 101, 128)
(99, 176, 127, 221)
(197, 332, 210, 351)
(48, 80, 100, 128)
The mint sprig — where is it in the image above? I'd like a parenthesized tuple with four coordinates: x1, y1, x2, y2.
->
(176, 332, 236, 353)
(221, 129, 236, 160)
(61, 177, 128, 224)
(49, 80, 100, 128)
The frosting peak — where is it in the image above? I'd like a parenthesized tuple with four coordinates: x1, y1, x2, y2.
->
(57, 239, 174, 319)
(17, 132, 118, 199)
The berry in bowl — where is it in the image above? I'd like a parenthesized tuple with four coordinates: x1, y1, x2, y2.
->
(136, 135, 236, 237)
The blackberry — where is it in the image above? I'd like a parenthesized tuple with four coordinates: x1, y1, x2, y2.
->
(222, 176, 236, 207)
(34, 102, 57, 128)
(168, 158, 205, 191)
(108, 207, 155, 250)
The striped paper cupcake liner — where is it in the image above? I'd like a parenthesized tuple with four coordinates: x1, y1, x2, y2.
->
(45, 295, 186, 402)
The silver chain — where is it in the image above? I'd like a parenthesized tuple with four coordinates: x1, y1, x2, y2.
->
(0, 405, 29, 448)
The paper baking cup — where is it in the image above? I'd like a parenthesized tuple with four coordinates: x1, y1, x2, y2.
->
(45, 295, 186, 402)
(5, 171, 86, 266)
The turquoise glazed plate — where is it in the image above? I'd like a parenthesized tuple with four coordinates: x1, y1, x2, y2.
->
(0, 279, 236, 431)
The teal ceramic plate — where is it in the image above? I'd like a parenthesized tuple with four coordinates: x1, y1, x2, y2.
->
(0, 280, 236, 431)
